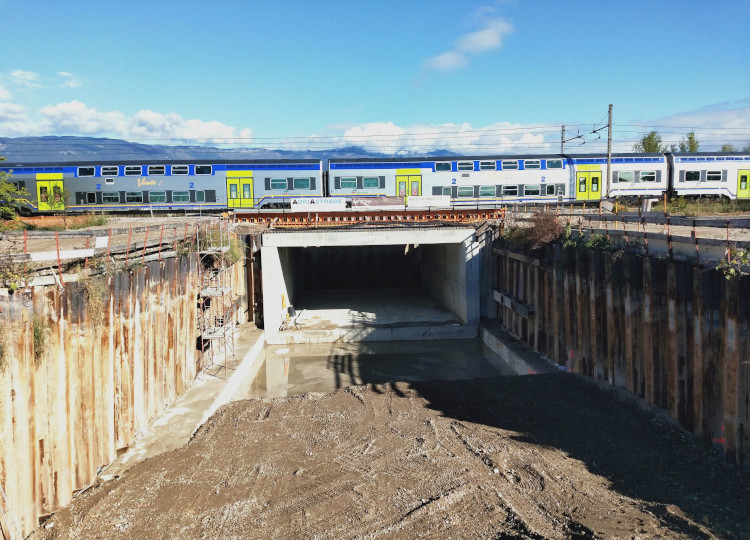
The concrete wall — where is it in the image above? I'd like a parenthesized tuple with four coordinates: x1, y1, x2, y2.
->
(420, 236, 480, 328)
(261, 246, 301, 333)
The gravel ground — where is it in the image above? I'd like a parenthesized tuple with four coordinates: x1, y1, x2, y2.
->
(29, 374, 750, 539)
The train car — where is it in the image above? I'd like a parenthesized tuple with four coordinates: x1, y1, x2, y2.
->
(328, 155, 574, 206)
(669, 152, 750, 199)
(567, 152, 669, 201)
(329, 153, 672, 205)
(0, 158, 324, 214)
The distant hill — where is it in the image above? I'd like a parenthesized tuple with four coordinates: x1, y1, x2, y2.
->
(0, 136, 457, 164)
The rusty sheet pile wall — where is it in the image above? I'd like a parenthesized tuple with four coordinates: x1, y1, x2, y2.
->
(494, 245, 750, 471)
(0, 255, 201, 539)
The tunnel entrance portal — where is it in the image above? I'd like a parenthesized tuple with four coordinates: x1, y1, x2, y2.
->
(260, 227, 481, 344)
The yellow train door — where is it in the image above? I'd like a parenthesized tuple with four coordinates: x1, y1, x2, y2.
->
(226, 171, 254, 208)
(396, 169, 421, 202)
(575, 166, 602, 201)
(36, 173, 64, 211)
(738, 170, 750, 199)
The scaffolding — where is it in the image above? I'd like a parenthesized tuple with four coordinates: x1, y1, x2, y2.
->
(196, 218, 238, 379)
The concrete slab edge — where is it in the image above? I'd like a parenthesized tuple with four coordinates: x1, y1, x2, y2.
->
(479, 319, 561, 376)
(193, 331, 267, 436)
(266, 324, 478, 344)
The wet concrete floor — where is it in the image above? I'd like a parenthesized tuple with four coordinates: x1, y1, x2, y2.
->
(232, 338, 517, 400)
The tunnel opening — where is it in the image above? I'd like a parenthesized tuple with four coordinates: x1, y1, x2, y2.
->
(261, 229, 481, 344)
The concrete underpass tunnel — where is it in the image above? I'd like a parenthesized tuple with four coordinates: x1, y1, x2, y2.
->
(260, 228, 483, 345)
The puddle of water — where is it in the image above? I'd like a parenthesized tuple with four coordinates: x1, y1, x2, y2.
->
(233, 338, 517, 400)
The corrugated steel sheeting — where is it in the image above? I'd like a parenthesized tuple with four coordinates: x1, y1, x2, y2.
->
(494, 246, 750, 471)
(0, 255, 204, 538)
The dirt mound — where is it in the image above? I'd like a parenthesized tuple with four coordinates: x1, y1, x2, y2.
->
(31, 375, 750, 539)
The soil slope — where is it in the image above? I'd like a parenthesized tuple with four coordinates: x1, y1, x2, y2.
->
(31, 374, 750, 539)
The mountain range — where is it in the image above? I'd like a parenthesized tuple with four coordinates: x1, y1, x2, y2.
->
(0, 136, 457, 164)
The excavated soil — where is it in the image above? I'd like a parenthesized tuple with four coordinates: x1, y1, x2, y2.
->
(30, 373, 750, 539)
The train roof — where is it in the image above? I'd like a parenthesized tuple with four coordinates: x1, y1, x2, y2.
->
(0, 158, 323, 168)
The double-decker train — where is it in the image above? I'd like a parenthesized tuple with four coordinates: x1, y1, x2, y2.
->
(2, 151, 749, 214)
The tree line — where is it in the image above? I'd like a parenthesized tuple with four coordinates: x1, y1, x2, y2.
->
(633, 130, 750, 153)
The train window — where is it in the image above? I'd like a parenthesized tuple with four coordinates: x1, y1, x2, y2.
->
(479, 161, 496, 171)
(125, 191, 143, 203)
(149, 191, 166, 203)
(195, 165, 212, 175)
(105, 177, 115, 185)
(86, 192, 97, 204)
(435, 163, 451, 171)
(293, 178, 311, 190)
(101, 166, 118, 176)
(524, 185, 541, 195)
(340, 177, 357, 189)
(78, 167, 95, 177)
(640, 171, 656, 182)
(442, 186, 451, 196)
(525, 160, 541, 169)
(546, 185, 556, 195)
(148, 165, 166, 175)
(685, 171, 700, 182)
(457, 186, 475, 197)
(172, 165, 189, 175)
(457, 161, 474, 171)
(195, 191, 205, 202)
(270, 178, 288, 190)
(229, 184, 238, 198)
(362, 177, 379, 188)
(706, 171, 722, 182)
(501, 160, 518, 170)
(243, 184, 251, 198)
(103, 193, 120, 203)
(546, 159, 563, 169)
(479, 186, 495, 197)
(502, 185, 518, 196)
(615, 171, 634, 183)
(173, 191, 190, 202)
(125, 166, 142, 176)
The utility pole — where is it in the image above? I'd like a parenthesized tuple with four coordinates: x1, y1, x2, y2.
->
(561, 125, 565, 153)
(606, 104, 612, 197)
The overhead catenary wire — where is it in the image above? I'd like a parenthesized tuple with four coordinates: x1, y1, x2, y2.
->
(2, 121, 748, 160)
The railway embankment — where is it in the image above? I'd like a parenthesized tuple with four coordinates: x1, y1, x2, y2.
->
(493, 233, 750, 471)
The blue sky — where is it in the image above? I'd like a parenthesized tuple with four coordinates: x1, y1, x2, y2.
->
(1, 0, 748, 154)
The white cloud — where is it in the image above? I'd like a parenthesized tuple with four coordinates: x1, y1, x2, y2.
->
(0, 102, 39, 136)
(424, 17, 514, 73)
(10, 70, 42, 88)
(0, 84, 10, 100)
(4, 100, 256, 143)
(424, 51, 469, 73)
(297, 120, 552, 155)
(57, 71, 82, 89)
(456, 18, 514, 54)
(39, 100, 127, 135)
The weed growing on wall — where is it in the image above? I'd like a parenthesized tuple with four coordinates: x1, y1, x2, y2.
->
(80, 274, 106, 328)
(502, 211, 562, 251)
(32, 316, 49, 367)
(0, 325, 7, 373)
(716, 248, 750, 280)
